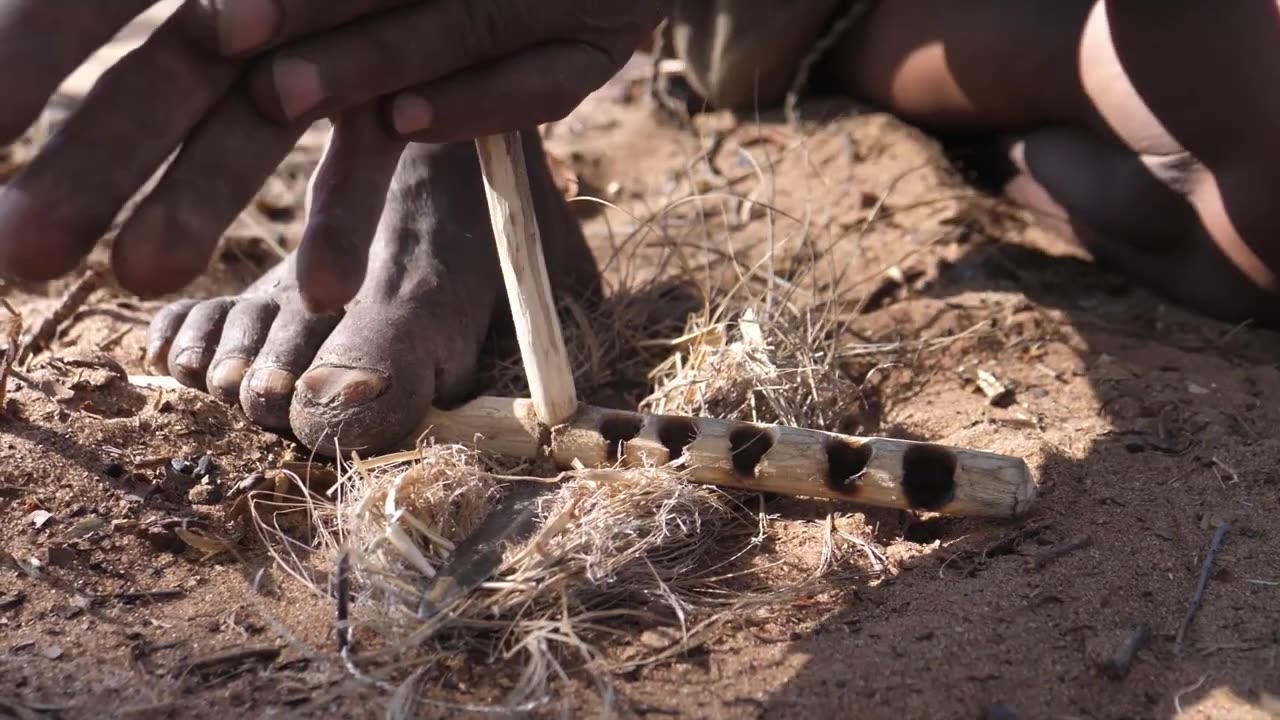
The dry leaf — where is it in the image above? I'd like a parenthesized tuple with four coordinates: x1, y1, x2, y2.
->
(174, 527, 233, 561)
(38, 378, 75, 402)
(60, 517, 107, 542)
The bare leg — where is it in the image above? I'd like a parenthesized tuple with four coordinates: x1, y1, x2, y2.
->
(825, 0, 1280, 324)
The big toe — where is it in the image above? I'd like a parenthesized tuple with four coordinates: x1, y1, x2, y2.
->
(289, 307, 455, 455)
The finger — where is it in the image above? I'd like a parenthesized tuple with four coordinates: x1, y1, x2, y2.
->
(245, 0, 580, 124)
(109, 87, 308, 298)
(0, 0, 157, 142)
(388, 42, 619, 143)
(295, 105, 405, 314)
(0, 5, 241, 284)
(187, 0, 414, 57)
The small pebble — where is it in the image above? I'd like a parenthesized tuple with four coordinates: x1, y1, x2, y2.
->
(135, 525, 184, 554)
(27, 510, 53, 529)
(193, 455, 217, 481)
(981, 704, 1024, 720)
(45, 546, 78, 568)
(169, 458, 196, 476)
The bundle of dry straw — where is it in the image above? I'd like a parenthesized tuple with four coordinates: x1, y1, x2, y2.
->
(248, 290, 886, 713)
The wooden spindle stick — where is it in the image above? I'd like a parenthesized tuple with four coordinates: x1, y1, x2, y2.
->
(409, 396, 1037, 519)
(474, 132, 579, 426)
(131, 130, 1041, 520)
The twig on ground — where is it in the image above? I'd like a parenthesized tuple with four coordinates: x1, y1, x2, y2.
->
(1097, 623, 1152, 681)
(0, 697, 41, 720)
(117, 700, 179, 718)
(1029, 534, 1093, 572)
(1210, 457, 1241, 486)
(18, 268, 102, 362)
(95, 589, 187, 605)
(0, 298, 20, 412)
(979, 522, 1050, 564)
(1175, 523, 1230, 656)
(113, 589, 186, 601)
(177, 645, 281, 676)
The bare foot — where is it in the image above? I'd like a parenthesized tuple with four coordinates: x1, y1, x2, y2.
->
(145, 132, 600, 454)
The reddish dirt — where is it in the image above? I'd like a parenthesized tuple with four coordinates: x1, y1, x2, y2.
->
(2, 37, 1279, 720)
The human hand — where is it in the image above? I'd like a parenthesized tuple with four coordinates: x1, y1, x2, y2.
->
(196, 0, 671, 142)
(0, 0, 665, 311)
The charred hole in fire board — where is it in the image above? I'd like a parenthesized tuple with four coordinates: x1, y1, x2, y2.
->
(657, 417, 699, 462)
(728, 425, 775, 478)
(599, 413, 644, 463)
(901, 443, 958, 510)
(825, 439, 872, 494)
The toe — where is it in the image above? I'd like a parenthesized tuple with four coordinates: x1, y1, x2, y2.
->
(145, 299, 199, 372)
(205, 297, 279, 405)
(166, 298, 236, 390)
(290, 303, 455, 455)
(240, 298, 339, 430)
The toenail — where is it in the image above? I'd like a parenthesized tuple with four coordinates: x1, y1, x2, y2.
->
(173, 348, 208, 372)
(145, 346, 170, 373)
(298, 367, 388, 407)
(246, 367, 298, 398)
(391, 94, 434, 136)
(210, 358, 250, 390)
(215, 0, 282, 55)
(272, 58, 324, 122)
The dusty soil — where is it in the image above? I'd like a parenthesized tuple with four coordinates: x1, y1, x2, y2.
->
(2, 14, 1279, 720)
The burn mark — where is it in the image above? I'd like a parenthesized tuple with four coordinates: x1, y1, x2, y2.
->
(901, 444, 958, 510)
(657, 417, 699, 462)
(728, 425, 775, 479)
(599, 413, 643, 463)
(825, 439, 872, 494)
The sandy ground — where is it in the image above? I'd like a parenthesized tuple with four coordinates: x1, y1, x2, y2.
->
(2, 10, 1279, 720)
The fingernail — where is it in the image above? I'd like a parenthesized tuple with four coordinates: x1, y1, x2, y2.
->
(217, 0, 282, 55)
(391, 94, 434, 135)
(273, 58, 323, 121)
(247, 367, 298, 399)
